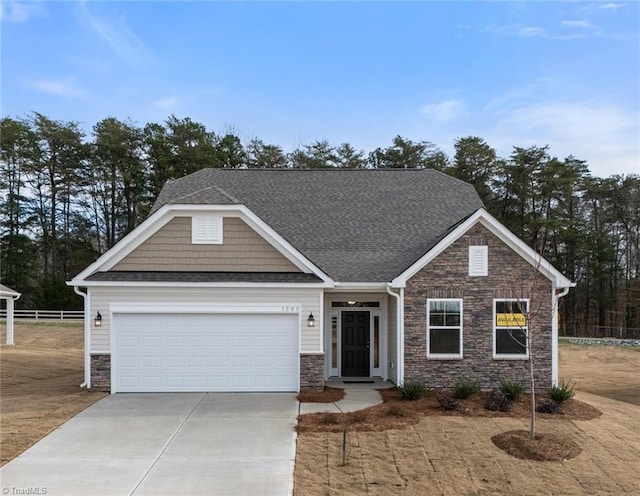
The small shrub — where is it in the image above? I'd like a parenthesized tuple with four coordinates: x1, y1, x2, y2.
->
(320, 413, 341, 425)
(453, 378, 479, 399)
(548, 380, 575, 403)
(437, 394, 461, 411)
(485, 391, 513, 412)
(397, 379, 427, 400)
(537, 400, 563, 414)
(499, 381, 524, 401)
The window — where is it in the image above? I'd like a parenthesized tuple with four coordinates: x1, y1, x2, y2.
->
(469, 245, 488, 276)
(494, 299, 529, 358)
(331, 301, 380, 307)
(192, 215, 223, 244)
(427, 299, 463, 358)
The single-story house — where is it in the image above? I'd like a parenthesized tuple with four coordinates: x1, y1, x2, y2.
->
(68, 169, 573, 393)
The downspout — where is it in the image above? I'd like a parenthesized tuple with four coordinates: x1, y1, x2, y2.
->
(74, 286, 90, 388)
(386, 285, 404, 385)
(6, 293, 21, 345)
(551, 285, 571, 385)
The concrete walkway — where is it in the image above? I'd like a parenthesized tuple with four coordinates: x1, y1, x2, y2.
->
(299, 379, 394, 414)
(0, 393, 298, 496)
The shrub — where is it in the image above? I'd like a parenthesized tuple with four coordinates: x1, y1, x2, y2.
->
(548, 380, 575, 403)
(453, 378, 479, 399)
(485, 391, 513, 412)
(536, 400, 563, 414)
(397, 379, 427, 400)
(499, 381, 524, 401)
(437, 394, 461, 411)
(320, 413, 341, 425)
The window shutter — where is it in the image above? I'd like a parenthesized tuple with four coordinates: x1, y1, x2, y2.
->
(469, 245, 488, 276)
(192, 215, 223, 244)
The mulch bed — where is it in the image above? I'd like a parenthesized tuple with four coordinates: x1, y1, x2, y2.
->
(492, 429, 582, 461)
(297, 386, 345, 403)
(297, 388, 601, 433)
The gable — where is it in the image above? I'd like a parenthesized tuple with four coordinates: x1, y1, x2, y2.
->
(111, 216, 301, 273)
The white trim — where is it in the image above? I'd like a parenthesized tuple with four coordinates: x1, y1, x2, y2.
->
(426, 298, 463, 359)
(69, 204, 333, 285)
(69, 281, 333, 289)
(551, 286, 570, 385)
(492, 298, 530, 360)
(391, 208, 574, 289)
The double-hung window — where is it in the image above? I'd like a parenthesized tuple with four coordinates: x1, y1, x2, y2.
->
(427, 299, 463, 358)
(493, 299, 529, 358)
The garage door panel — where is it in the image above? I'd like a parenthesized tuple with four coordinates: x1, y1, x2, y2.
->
(114, 313, 298, 392)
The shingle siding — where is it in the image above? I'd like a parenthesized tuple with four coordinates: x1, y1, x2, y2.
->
(403, 223, 553, 391)
(112, 216, 300, 273)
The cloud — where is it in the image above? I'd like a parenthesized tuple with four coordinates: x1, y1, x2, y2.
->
(29, 79, 88, 99)
(421, 100, 466, 123)
(601, 2, 626, 10)
(153, 96, 181, 110)
(561, 20, 594, 29)
(484, 101, 639, 177)
(487, 24, 585, 40)
(76, 2, 155, 68)
(0, 2, 41, 23)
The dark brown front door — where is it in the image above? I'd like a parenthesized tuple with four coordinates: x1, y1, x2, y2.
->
(341, 311, 370, 377)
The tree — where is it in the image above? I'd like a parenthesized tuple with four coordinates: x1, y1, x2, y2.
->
(449, 136, 499, 206)
(289, 140, 338, 168)
(245, 138, 288, 169)
(335, 143, 367, 169)
(369, 135, 448, 169)
(215, 133, 246, 168)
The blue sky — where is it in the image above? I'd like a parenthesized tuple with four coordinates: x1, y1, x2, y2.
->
(2, 1, 638, 177)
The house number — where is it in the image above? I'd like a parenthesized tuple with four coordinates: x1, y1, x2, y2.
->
(282, 306, 299, 313)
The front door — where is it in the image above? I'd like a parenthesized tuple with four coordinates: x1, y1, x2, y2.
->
(341, 311, 370, 377)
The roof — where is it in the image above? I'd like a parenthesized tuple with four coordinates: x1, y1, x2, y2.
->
(86, 271, 323, 283)
(152, 169, 484, 282)
(0, 284, 20, 297)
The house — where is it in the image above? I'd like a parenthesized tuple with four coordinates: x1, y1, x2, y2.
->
(68, 169, 573, 393)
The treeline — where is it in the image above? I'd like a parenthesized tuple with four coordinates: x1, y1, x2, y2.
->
(1, 113, 638, 333)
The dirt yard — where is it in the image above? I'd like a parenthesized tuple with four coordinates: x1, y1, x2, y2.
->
(295, 344, 640, 495)
(0, 322, 107, 466)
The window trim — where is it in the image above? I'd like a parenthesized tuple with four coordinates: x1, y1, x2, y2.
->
(468, 245, 488, 276)
(192, 215, 223, 244)
(493, 298, 529, 360)
(426, 298, 463, 359)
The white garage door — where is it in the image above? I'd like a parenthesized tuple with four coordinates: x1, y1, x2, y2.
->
(113, 313, 298, 393)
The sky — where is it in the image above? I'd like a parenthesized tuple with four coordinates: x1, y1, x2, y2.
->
(1, 1, 639, 177)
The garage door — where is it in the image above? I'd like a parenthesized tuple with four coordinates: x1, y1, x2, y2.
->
(113, 313, 298, 392)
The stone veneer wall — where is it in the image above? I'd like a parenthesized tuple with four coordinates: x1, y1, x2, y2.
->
(300, 353, 325, 391)
(90, 354, 111, 392)
(404, 223, 553, 391)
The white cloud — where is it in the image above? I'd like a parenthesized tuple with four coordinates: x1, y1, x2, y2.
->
(487, 24, 587, 40)
(421, 100, 466, 123)
(0, 2, 42, 23)
(153, 96, 181, 110)
(484, 101, 639, 177)
(601, 3, 626, 10)
(561, 20, 594, 29)
(76, 3, 155, 68)
(29, 79, 88, 99)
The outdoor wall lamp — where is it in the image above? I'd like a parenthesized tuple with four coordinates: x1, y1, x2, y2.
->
(94, 311, 102, 327)
(307, 312, 315, 327)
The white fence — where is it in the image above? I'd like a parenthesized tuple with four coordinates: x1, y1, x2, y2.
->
(0, 309, 84, 320)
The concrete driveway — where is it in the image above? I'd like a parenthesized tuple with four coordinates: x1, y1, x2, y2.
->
(0, 393, 298, 496)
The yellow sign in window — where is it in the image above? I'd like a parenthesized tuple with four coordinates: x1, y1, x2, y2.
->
(496, 313, 526, 327)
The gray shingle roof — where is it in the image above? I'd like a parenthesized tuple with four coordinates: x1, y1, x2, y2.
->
(152, 169, 484, 282)
(87, 271, 322, 283)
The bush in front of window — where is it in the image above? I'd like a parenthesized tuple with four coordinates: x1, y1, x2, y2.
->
(499, 380, 524, 401)
(453, 377, 480, 399)
(485, 391, 514, 412)
(548, 380, 575, 403)
(437, 393, 461, 411)
(397, 379, 427, 400)
(536, 399, 563, 414)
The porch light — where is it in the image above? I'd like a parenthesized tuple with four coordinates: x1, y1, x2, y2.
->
(307, 312, 315, 327)
(94, 311, 102, 327)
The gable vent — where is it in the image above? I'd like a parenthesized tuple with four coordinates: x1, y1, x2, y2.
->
(469, 245, 488, 276)
(192, 215, 223, 244)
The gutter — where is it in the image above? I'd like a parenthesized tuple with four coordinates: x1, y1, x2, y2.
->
(73, 286, 90, 388)
(386, 285, 404, 385)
